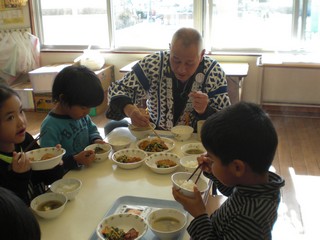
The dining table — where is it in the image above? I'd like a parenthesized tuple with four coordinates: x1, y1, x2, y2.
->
(36, 127, 212, 240)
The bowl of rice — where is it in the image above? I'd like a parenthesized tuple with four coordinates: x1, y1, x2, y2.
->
(180, 155, 199, 172)
(171, 172, 210, 197)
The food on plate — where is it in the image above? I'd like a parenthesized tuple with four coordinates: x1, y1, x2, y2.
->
(37, 200, 64, 211)
(138, 139, 168, 152)
(116, 155, 142, 163)
(101, 225, 139, 240)
(185, 148, 205, 155)
(29, 153, 56, 161)
(94, 146, 108, 154)
(156, 159, 177, 168)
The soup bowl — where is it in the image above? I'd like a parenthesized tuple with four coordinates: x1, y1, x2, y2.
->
(147, 208, 187, 240)
(30, 192, 67, 219)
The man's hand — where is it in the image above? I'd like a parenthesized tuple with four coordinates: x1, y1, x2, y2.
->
(189, 91, 209, 114)
(124, 104, 150, 127)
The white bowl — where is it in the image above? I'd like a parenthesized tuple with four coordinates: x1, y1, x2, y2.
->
(96, 213, 148, 240)
(144, 152, 180, 174)
(108, 136, 132, 151)
(180, 155, 199, 172)
(171, 125, 194, 141)
(26, 147, 66, 171)
(171, 172, 210, 197)
(50, 178, 82, 201)
(136, 137, 175, 154)
(181, 143, 206, 156)
(30, 192, 67, 219)
(111, 148, 148, 169)
(128, 123, 156, 139)
(84, 143, 112, 162)
(147, 208, 187, 240)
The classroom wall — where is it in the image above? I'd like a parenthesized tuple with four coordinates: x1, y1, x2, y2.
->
(39, 52, 320, 106)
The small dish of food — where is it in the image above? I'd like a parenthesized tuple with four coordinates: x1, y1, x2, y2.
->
(30, 192, 67, 219)
(96, 213, 148, 240)
(84, 143, 112, 162)
(107, 136, 132, 152)
(50, 178, 82, 201)
(180, 155, 199, 172)
(136, 137, 175, 154)
(180, 142, 206, 156)
(26, 147, 66, 171)
(144, 152, 180, 174)
(128, 123, 156, 139)
(171, 125, 194, 141)
(111, 148, 148, 169)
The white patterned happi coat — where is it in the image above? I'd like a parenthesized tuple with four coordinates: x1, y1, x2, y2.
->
(108, 51, 230, 130)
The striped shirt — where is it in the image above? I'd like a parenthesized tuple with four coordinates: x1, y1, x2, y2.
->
(188, 172, 285, 240)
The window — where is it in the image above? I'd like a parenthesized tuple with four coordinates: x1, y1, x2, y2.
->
(205, 0, 320, 53)
(32, 0, 319, 53)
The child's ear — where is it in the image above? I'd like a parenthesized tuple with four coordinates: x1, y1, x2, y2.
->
(230, 159, 246, 177)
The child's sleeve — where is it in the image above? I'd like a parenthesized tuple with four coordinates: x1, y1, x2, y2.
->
(86, 116, 103, 143)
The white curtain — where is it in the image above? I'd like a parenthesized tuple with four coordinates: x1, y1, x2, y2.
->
(0, 30, 40, 85)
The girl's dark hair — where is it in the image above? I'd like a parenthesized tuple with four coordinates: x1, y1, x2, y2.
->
(201, 102, 278, 174)
(0, 187, 41, 240)
(0, 84, 20, 108)
(52, 65, 104, 107)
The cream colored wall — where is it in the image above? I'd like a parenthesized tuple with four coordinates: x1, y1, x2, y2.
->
(39, 52, 320, 106)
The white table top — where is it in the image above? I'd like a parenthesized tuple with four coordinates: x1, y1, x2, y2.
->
(37, 128, 202, 240)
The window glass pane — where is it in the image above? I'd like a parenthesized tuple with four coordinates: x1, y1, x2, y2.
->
(112, 0, 193, 50)
(206, 0, 294, 51)
(304, 1, 320, 52)
(39, 0, 109, 47)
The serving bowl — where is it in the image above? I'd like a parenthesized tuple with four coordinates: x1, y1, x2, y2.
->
(111, 148, 148, 169)
(136, 137, 175, 154)
(84, 143, 112, 162)
(107, 136, 132, 152)
(180, 142, 206, 156)
(128, 123, 156, 139)
(147, 208, 187, 240)
(96, 213, 148, 240)
(30, 192, 67, 219)
(171, 125, 194, 141)
(144, 152, 180, 174)
(180, 155, 199, 172)
(171, 172, 210, 197)
(26, 147, 66, 171)
(50, 178, 82, 201)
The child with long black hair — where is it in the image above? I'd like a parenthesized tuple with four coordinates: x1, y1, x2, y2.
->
(0, 84, 63, 205)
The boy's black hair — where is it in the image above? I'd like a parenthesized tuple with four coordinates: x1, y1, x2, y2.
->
(201, 101, 278, 174)
(52, 65, 104, 108)
(0, 187, 41, 240)
(0, 84, 20, 108)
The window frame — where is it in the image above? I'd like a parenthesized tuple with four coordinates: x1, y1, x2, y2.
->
(31, 0, 316, 54)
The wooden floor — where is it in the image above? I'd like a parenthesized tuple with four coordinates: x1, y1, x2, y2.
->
(25, 111, 320, 240)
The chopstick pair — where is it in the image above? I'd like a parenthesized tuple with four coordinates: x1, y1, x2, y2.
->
(149, 123, 162, 140)
(24, 130, 47, 152)
(187, 163, 203, 184)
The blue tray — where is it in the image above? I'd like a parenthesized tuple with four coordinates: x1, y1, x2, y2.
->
(89, 195, 189, 240)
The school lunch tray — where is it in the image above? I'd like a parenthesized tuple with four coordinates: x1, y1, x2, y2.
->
(89, 195, 189, 240)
